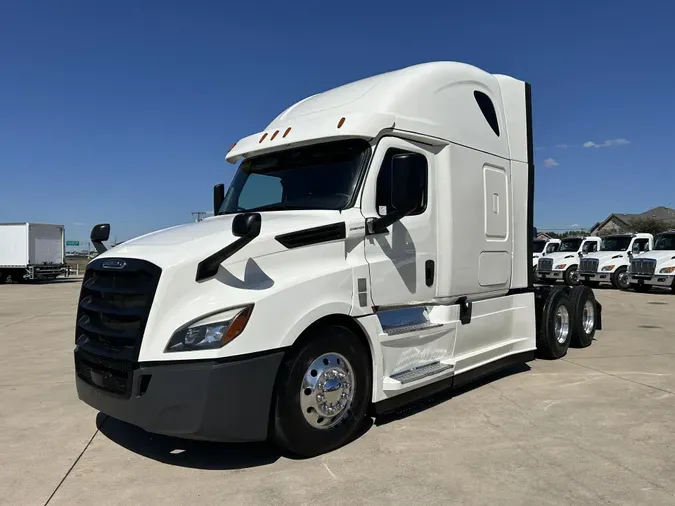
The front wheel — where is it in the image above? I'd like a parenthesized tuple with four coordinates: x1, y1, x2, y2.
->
(564, 266, 580, 286)
(272, 323, 372, 457)
(611, 267, 630, 290)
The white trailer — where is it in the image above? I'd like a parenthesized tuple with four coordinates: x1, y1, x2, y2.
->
(0, 223, 67, 283)
(74, 62, 604, 457)
(628, 231, 675, 292)
(578, 233, 653, 290)
(536, 236, 602, 285)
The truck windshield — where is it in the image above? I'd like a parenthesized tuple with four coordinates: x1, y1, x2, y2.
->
(532, 240, 546, 253)
(219, 139, 370, 214)
(600, 236, 631, 251)
(654, 233, 675, 251)
(559, 238, 582, 252)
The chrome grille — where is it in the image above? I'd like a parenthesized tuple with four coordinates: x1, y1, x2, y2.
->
(579, 258, 599, 274)
(74, 258, 161, 398)
(538, 258, 553, 272)
(631, 258, 656, 276)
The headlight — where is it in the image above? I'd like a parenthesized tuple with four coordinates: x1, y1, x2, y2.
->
(659, 267, 675, 274)
(555, 264, 566, 269)
(165, 305, 253, 352)
(601, 265, 615, 271)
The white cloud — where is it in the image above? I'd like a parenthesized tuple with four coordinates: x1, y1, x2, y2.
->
(583, 138, 630, 148)
(543, 158, 559, 168)
(554, 144, 569, 149)
(571, 223, 581, 228)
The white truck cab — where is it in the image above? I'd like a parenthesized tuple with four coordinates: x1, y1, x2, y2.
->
(578, 233, 653, 290)
(532, 238, 560, 278)
(536, 236, 602, 285)
(74, 62, 604, 457)
(628, 231, 675, 292)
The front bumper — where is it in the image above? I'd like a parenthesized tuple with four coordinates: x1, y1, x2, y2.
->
(629, 274, 675, 287)
(578, 271, 614, 283)
(537, 270, 564, 280)
(75, 348, 285, 442)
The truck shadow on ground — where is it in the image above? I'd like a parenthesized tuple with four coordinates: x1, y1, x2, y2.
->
(96, 412, 375, 467)
(96, 413, 282, 469)
(374, 362, 531, 426)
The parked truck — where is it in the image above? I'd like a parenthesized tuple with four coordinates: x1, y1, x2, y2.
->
(532, 238, 560, 280)
(536, 236, 602, 285)
(578, 233, 653, 290)
(628, 231, 675, 292)
(74, 62, 603, 457)
(0, 223, 67, 283)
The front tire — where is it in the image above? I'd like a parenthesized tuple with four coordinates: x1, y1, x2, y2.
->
(611, 266, 630, 290)
(537, 289, 573, 359)
(564, 266, 580, 286)
(272, 323, 372, 457)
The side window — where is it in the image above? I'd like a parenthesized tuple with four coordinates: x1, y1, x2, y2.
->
(375, 148, 428, 217)
(583, 241, 597, 253)
(474, 91, 500, 137)
(546, 243, 559, 253)
(633, 239, 648, 252)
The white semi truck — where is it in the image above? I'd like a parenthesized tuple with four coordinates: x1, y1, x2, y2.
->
(536, 236, 602, 285)
(532, 238, 560, 280)
(578, 233, 653, 290)
(628, 231, 675, 292)
(0, 223, 67, 283)
(74, 62, 603, 457)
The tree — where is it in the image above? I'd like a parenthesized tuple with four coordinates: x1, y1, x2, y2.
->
(628, 217, 672, 235)
(540, 230, 589, 239)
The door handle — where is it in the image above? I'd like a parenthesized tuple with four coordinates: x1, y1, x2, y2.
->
(425, 260, 435, 287)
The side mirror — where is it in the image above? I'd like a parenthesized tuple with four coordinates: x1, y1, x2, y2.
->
(232, 212, 262, 238)
(390, 153, 427, 214)
(213, 184, 225, 216)
(90, 224, 110, 254)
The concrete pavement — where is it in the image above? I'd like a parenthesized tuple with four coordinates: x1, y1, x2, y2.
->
(1, 281, 674, 505)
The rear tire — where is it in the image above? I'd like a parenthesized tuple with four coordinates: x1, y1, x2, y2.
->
(611, 267, 630, 290)
(569, 286, 597, 348)
(272, 323, 372, 457)
(537, 289, 573, 359)
(563, 266, 580, 286)
(631, 284, 652, 293)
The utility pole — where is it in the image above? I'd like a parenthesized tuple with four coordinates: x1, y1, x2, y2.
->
(192, 211, 208, 222)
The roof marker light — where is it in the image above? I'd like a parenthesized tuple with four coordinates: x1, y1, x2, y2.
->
(271, 130, 279, 140)
(283, 127, 291, 138)
(259, 133, 268, 143)
(337, 117, 346, 129)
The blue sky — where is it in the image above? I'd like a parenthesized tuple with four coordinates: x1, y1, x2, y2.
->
(1, 0, 674, 244)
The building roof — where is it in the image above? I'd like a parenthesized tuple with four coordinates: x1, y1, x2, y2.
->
(592, 206, 675, 233)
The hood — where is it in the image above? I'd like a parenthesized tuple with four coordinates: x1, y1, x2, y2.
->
(583, 251, 630, 266)
(632, 250, 675, 265)
(97, 210, 345, 268)
(543, 251, 579, 263)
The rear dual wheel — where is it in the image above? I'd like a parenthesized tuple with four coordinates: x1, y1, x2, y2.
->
(538, 286, 598, 358)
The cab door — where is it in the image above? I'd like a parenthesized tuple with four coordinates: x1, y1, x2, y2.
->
(361, 137, 436, 307)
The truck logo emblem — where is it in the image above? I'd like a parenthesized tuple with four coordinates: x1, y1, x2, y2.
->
(102, 259, 126, 269)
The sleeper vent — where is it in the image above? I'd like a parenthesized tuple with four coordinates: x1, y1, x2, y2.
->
(275, 223, 346, 249)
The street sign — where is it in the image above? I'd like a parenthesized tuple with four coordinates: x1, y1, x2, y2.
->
(66, 240, 80, 247)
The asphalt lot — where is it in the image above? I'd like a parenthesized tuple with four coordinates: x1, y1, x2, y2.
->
(1, 280, 674, 505)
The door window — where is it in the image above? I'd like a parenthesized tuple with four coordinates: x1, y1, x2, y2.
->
(375, 148, 428, 217)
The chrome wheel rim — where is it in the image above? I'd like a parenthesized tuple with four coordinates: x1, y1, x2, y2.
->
(618, 271, 629, 288)
(300, 353, 355, 430)
(555, 305, 570, 344)
(582, 299, 595, 335)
